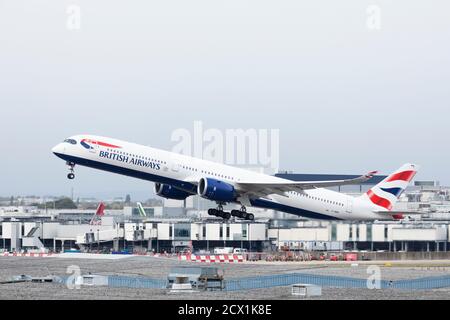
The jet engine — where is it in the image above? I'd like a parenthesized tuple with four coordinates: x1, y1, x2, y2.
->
(154, 183, 191, 200)
(198, 177, 236, 202)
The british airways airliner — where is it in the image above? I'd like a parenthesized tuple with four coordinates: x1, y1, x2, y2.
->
(52, 135, 419, 221)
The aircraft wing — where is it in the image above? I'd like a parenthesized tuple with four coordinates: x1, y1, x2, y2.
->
(236, 171, 378, 198)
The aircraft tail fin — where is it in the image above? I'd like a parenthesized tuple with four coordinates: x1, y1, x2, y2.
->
(137, 202, 147, 217)
(90, 202, 105, 225)
(360, 163, 419, 211)
(96, 202, 106, 216)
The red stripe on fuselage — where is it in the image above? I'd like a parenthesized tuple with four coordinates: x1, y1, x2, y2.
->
(367, 190, 393, 210)
(82, 139, 121, 149)
(96, 141, 121, 148)
(386, 170, 416, 182)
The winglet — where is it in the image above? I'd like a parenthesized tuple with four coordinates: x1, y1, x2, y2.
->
(365, 171, 378, 179)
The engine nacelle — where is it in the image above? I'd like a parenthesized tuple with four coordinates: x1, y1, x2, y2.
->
(154, 183, 191, 200)
(198, 177, 236, 202)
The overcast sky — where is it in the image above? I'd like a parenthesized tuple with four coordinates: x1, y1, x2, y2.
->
(0, 1, 449, 200)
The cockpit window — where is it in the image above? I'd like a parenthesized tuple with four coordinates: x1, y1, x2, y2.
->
(63, 139, 77, 145)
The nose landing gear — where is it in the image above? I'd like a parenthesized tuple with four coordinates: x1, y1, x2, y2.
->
(66, 162, 76, 180)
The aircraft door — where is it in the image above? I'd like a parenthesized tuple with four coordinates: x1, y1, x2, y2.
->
(346, 199, 353, 214)
(170, 155, 181, 172)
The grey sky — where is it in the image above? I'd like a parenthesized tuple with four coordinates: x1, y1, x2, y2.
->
(0, 1, 449, 200)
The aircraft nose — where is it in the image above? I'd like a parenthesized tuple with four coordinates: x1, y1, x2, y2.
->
(52, 143, 65, 155)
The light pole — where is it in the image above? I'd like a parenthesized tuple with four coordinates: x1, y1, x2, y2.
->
(248, 223, 251, 252)
(97, 229, 100, 253)
(116, 223, 119, 252)
(89, 229, 92, 252)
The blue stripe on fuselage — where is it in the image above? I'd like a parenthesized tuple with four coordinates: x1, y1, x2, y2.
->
(54, 152, 339, 220)
(250, 198, 341, 220)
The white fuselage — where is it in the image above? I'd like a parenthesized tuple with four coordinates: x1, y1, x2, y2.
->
(52, 135, 388, 221)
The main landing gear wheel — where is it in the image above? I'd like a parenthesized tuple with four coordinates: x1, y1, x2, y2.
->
(66, 162, 76, 180)
(207, 206, 231, 220)
(231, 206, 255, 221)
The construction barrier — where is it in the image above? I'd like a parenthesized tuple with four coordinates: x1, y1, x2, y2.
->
(179, 254, 245, 263)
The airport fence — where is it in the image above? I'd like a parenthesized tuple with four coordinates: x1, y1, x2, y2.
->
(56, 275, 168, 289)
(225, 273, 368, 291)
(224, 273, 450, 291)
(108, 276, 168, 289)
(390, 275, 450, 290)
(56, 274, 450, 291)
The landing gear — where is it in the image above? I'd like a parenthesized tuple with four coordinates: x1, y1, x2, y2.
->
(231, 206, 255, 221)
(66, 162, 75, 180)
(207, 204, 254, 221)
(207, 204, 231, 220)
(246, 213, 255, 221)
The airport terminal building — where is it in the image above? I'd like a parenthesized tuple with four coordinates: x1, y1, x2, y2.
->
(1, 175, 450, 258)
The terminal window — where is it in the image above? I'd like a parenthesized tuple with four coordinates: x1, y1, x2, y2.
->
(367, 225, 372, 242)
(331, 225, 337, 241)
(174, 224, 190, 239)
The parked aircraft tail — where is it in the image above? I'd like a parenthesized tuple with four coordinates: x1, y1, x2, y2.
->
(89, 202, 105, 225)
(137, 202, 147, 217)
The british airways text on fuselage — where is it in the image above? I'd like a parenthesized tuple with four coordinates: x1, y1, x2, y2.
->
(99, 151, 161, 170)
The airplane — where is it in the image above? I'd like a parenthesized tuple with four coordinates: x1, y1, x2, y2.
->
(52, 135, 419, 221)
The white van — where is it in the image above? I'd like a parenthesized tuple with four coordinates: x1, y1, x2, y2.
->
(213, 247, 234, 254)
(233, 248, 248, 254)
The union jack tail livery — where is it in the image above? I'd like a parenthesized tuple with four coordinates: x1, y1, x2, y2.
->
(361, 163, 419, 211)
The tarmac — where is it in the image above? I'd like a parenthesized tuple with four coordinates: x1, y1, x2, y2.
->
(0, 254, 449, 300)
